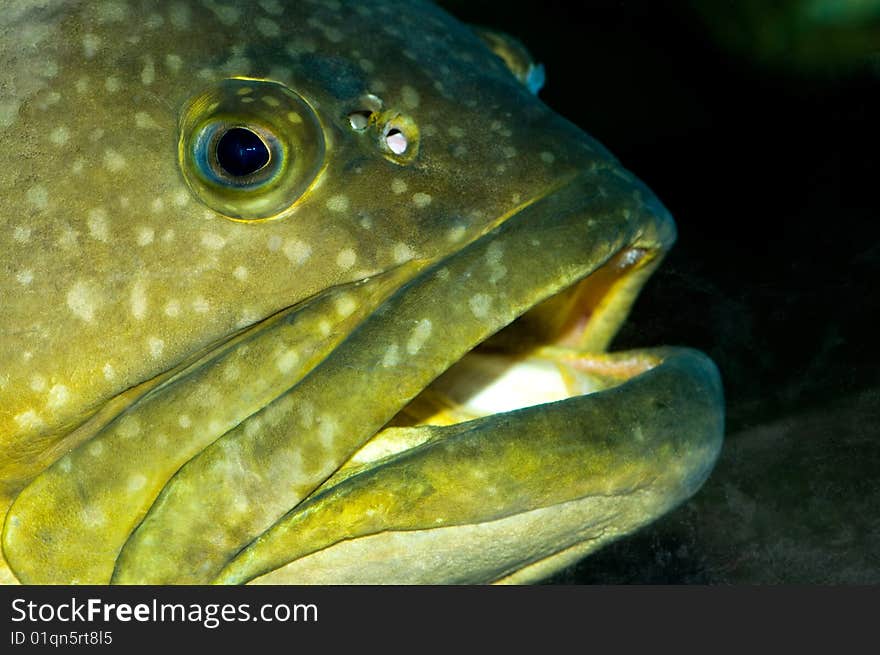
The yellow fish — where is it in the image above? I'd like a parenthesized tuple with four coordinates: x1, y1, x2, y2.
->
(0, 0, 723, 584)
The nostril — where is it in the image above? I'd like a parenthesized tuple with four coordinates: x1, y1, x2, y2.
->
(384, 128, 408, 155)
(347, 110, 373, 131)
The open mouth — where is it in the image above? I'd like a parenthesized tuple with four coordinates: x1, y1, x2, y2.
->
(2, 170, 724, 585)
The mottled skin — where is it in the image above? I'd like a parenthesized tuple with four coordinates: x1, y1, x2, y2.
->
(0, 0, 724, 584)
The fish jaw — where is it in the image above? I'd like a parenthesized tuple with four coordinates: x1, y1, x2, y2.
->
(3, 162, 723, 584)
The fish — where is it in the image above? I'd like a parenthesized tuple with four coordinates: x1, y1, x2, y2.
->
(0, 0, 724, 584)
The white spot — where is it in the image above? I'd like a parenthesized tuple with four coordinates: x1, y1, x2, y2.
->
(317, 416, 337, 448)
(141, 56, 156, 85)
(117, 415, 141, 438)
(233, 266, 248, 281)
(175, 191, 190, 207)
(317, 319, 332, 337)
(401, 85, 420, 109)
(30, 375, 47, 392)
(104, 149, 127, 171)
(146, 12, 164, 29)
(67, 281, 98, 322)
(165, 54, 183, 73)
(259, 0, 284, 15)
(127, 474, 147, 493)
(148, 337, 165, 358)
(83, 33, 101, 58)
(283, 239, 311, 265)
(540, 151, 556, 164)
(390, 178, 408, 194)
(208, 3, 239, 25)
(201, 232, 226, 250)
(105, 76, 121, 93)
(131, 280, 148, 319)
(276, 349, 299, 374)
(26, 185, 49, 211)
(446, 225, 467, 242)
(448, 126, 465, 138)
(406, 319, 432, 355)
(382, 343, 400, 367)
(223, 362, 240, 382)
(97, 0, 128, 22)
(87, 441, 105, 457)
(87, 208, 110, 242)
(486, 242, 507, 284)
(192, 296, 210, 313)
(164, 300, 181, 317)
(412, 193, 432, 208)
(16, 270, 33, 286)
(256, 17, 281, 37)
(47, 385, 70, 410)
(135, 111, 159, 129)
(103, 363, 116, 381)
(326, 194, 350, 212)
(178, 414, 192, 428)
(13, 226, 31, 242)
(0, 102, 18, 129)
(136, 226, 155, 246)
(392, 242, 415, 264)
(14, 410, 44, 430)
(267, 235, 283, 251)
(334, 293, 357, 318)
(469, 293, 492, 318)
(336, 248, 357, 270)
(49, 126, 70, 146)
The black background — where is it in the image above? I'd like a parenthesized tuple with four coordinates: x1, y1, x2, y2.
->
(439, 0, 880, 583)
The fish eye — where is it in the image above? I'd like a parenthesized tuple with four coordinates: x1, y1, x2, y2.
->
(215, 127, 271, 177)
(179, 78, 326, 221)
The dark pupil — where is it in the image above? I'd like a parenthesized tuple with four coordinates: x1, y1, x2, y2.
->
(216, 128, 270, 177)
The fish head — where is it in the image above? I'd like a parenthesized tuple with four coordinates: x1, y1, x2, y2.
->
(0, 0, 723, 584)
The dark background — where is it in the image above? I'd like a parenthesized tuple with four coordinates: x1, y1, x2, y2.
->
(440, 0, 880, 583)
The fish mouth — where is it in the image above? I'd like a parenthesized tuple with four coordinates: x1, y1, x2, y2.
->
(2, 168, 724, 585)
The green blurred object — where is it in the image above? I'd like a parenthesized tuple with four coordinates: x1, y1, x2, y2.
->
(689, 0, 880, 75)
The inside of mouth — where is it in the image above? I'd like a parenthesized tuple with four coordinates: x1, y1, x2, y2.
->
(388, 246, 663, 428)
